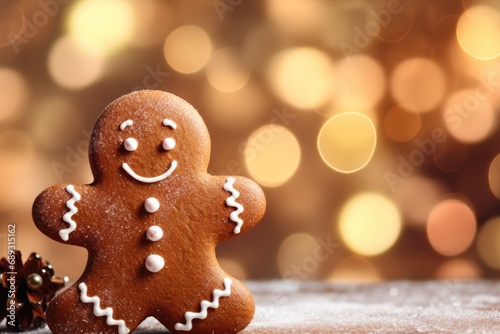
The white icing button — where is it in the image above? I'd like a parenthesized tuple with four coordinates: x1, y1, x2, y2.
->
(124, 137, 138, 152)
(144, 197, 160, 213)
(145, 254, 165, 273)
(146, 225, 163, 242)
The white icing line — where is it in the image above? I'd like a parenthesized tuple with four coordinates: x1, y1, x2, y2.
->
(79, 282, 130, 334)
(175, 277, 232, 332)
(162, 119, 177, 129)
(122, 160, 177, 183)
(120, 119, 133, 130)
(59, 185, 81, 241)
(223, 177, 244, 234)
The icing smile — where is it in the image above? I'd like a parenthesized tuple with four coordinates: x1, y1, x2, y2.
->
(122, 161, 177, 184)
(119, 118, 178, 184)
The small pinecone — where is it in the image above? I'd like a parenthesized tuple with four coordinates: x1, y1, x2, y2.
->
(0, 250, 67, 330)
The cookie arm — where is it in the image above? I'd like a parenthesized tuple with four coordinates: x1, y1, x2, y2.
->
(217, 175, 266, 240)
(32, 184, 90, 246)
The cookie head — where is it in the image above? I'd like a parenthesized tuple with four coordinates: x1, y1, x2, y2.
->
(89, 90, 211, 183)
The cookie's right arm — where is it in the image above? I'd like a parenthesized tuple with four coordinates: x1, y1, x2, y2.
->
(32, 184, 87, 246)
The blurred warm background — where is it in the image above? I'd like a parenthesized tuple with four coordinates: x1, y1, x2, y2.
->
(0, 0, 499, 283)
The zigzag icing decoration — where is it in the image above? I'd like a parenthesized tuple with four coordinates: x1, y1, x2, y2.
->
(223, 177, 244, 234)
(78, 282, 130, 334)
(59, 184, 81, 241)
(174, 277, 232, 331)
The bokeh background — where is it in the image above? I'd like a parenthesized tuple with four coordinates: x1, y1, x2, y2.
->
(0, 0, 499, 282)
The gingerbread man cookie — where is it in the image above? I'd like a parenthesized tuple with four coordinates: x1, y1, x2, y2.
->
(32, 90, 266, 333)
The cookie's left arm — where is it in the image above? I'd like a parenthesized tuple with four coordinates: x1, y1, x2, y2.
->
(214, 175, 266, 239)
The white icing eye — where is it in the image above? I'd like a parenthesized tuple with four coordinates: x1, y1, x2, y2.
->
(162, 137, 176, 151)
(124, 138, 138, 152)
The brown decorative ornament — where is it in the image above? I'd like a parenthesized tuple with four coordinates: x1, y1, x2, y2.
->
(0, 251, 67, 330)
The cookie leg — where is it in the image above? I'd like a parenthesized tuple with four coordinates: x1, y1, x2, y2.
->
(46, 284, 140, 334)
(163, 279, 255, 334)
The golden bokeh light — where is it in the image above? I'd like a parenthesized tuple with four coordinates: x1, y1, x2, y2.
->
(462, 0, 500, 11)
(266, 0, 323, 37)
(334, 55, 386, 110)
(0, 68, 28, 122)
(317, 106, 378, 121)
(317, 112, 377, 173)
(488, 154, 500, 200)
(338, 192, 402, 256)
(267, 47, 333, 109)
(435, 258, 481, 279)
(277, 233, 319, 277)
(390, 58, 447, 112)
(163, 25, 212, 74)
(456, 5, 500, 60)
(244, 125, 301, 187)
(443, 89, 496, 143)
(426, 199, 476, 256)
(206, 47, 251, 92)
(384, 105, 421, 142)
(476, 217, 500, 269)
(66, 0, 136, 56)
(328, 256, 381, 283)
(48, 35, 105, 90)
(448, 37, 500, 80)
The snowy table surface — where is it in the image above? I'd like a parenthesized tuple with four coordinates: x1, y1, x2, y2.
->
(1, 280, 499, 333)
